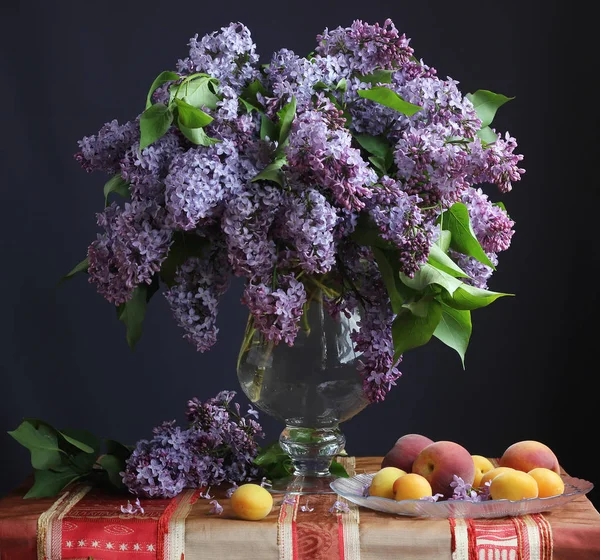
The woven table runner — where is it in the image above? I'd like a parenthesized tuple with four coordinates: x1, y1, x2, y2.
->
(2, 457, 600, 559)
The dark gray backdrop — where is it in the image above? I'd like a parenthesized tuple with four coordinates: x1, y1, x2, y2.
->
(2, 0, 598, 510)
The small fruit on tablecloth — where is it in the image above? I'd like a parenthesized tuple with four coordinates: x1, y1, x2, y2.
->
(369, 467, 407, 499)
(528, 467, 565, 498)
(393, 473, 433, 501)
(489, 470, 539, 501)
(480, 467, 516, 487)
(499, 440, 560, 474)
(412, 441, 475, 498)
(230, 483, 273, 521)
(381, 434, 435, 472)
(472, 455, 495, 488)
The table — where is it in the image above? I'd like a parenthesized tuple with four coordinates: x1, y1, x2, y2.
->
(1, 457, 599, 560)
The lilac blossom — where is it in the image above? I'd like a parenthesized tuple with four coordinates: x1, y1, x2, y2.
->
(242, 274, 307, 346)
(87, 200, 171, 305)
(448, 475, 490, 502)
(329, 500, 350, 513)
(300, 500, 314, 512)
(122, 392, 263, 498)
(75, 119, 138, 174)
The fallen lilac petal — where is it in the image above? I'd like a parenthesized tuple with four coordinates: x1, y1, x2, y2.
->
(247, 406, 259, 419)
(329, 500, 350, 513)
(282, 495, 296, 506)
(420, 493, 444, 502)
(200, 487, 213, 499)
(226, 483, 239, 498)
(362, 484, 371, 497)
(134, 498, 145, 514)
(260, 477, 272, 488)
(209, 500, 223, 515)
(120, 501, 135, 514)
(300, 500, 314, 512)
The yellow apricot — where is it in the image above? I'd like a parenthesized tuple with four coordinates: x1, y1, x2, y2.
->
(480, 466, 515, 487)
(230, 483, 273, 520)
(393, 473, 433, 501)
(528, 467, 565, 498)
(369, 467, 407, 499)
(490, 470, 539, 501)
(472, 455, 495, 488)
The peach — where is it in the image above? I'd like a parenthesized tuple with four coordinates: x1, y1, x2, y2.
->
(528, 468, 565, 498)
(499, 440, 560, 474)
(472, 455, 495, 488)
(489, 470, 539, 501)
(230, 484, 273, 520)
(393, 473, 433, 501)
(381, 434, 435, 472)
(369, 467, 407, 499)
(411, 441, 475, 498)
(480, 467, 516, 487)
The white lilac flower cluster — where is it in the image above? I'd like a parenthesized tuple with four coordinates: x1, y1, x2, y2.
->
(121, 390, 263, 498)
(75, 20, 523, 403)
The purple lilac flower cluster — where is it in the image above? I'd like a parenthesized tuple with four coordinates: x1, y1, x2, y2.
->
(121, 391, 263, 498)
(75, 19, 524, 402)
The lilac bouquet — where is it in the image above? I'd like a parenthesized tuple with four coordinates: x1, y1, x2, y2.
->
(70, 20, 524, 403)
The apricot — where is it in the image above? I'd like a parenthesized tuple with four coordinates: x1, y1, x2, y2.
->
(528, 467, 565, 498)
(369, 467, 407, 499)
(393, 473, 433, 501)
(480, 467, 516, 487)
(381, 434, 434, 472)
(499, 440, 560, 474)
(472, 455, 495, 488)
(412, 441, 475, 498)
(489, 470, 539, 501)
(230, 483, 273, 520)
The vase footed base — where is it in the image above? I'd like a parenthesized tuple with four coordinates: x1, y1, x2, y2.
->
(268, 474, 338, 495)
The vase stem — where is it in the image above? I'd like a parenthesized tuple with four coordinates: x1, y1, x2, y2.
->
(280, 426, 345, 477)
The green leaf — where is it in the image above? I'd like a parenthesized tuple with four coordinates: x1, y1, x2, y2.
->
(139, 103, 173, 150)
(240, 79, 268, 112)
(356, 69, 394, 85)
(335, 78, 347, 92)
(441, 284, 513, 310)
(433, 305, 472, 367)
(373, 248, 404, 314)
(24, 468, 81, 499)
(98, 454, 126, 489)
(8, 421, 63, 470)
(251, 158, 286, 186)
(428, 243, 468, 278)
(177, 119, 220, 146)
(466, 90, 514, 128)
(260, 115, 278, 142)
(330, 460, 350, 478)
(358, 86, 422, 116)
(368, 156, 387, 175)
(160, 232, 209, 287)
(103, 174, 129, 206)
(61, 257, 89, 283)
(174, 98, 214, 128)
(145, 71, 179, 109)
(400, 263, 464, 296)
(436, 230, 451, 252)
(69, 451, 97, 475)
(175, 76, 219, 110)
(477, 126, 498, 144)
(117, 284, 149, 350)
(392, 298, 442, 360)
(441, 203, 495, 268)
(353, 133, 392, 160)
(58, 429, 99, 455)
(277, 96, 297, 146)
(104, 439, 133, 462)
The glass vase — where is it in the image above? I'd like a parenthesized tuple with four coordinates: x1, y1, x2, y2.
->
(237, 287, 369, 494)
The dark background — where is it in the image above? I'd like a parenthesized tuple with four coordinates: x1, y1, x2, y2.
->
(2, 0, 598, 510)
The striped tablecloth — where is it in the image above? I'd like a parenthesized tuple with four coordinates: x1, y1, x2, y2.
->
(1, 457, 599, 560)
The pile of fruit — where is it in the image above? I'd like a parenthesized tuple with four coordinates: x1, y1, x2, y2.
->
(370, 435, 565, 502)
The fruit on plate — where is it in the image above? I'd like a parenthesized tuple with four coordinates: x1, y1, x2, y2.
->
(393, 473, 433, 501)
(528, 467, 565, 498)
(479, 466, 516, 487)
(369, 467, 407, 499)
(499, 440, 560, 474)
(472, 455, 495, 488)
(412, 440, 475, 497)
(489, 470, 539, 501)
(230, 483, 273, 520)
(381, 433, 435, 472)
